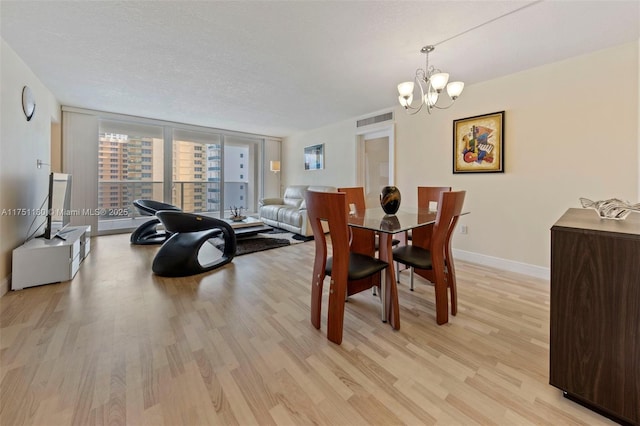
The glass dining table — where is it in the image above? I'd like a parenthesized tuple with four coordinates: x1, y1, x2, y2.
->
(347, 207, 440, 330)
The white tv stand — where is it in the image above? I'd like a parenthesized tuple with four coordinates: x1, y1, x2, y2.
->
(12, 225, 91, 290)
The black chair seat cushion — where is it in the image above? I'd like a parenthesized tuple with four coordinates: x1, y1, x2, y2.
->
(326, 253, 388, 281)
(392, 245, 433, 270)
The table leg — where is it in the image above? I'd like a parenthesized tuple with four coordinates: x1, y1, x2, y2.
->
(378, 233, 400, 329)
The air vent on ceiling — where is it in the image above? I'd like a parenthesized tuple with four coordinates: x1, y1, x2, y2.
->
(356, 112, 393, 128)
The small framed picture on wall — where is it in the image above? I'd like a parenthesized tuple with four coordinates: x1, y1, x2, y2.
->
(453, 111, 504, 173)
(304, 143, 324, 170)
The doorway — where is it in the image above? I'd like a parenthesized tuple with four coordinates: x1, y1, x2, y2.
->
(357, 125, 394, 207)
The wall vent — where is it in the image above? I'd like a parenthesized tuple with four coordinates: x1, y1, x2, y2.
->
(356, 112, 393, 128)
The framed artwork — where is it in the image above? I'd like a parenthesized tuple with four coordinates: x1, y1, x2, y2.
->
(304, 143, 324, 170)
(453, 111, 504, 173)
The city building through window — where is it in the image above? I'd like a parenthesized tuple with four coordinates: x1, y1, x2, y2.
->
(98, 119, 263, 233)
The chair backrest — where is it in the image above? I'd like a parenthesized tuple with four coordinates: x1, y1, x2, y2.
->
(338, 187, 366, 213)
(417, 186, 451, 210)
(413, 187, 451, 248)
(305, 191, 351, 283)
(432, 191, 466, 256)
(133, 199, 181, 216)
(338, 187, 375, 255)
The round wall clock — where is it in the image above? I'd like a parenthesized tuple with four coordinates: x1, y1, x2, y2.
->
(22, 86, 36, 121)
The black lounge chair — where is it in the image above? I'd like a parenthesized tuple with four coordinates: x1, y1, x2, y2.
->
(130, 199, 181, 245)
(152, 211, 237, 277)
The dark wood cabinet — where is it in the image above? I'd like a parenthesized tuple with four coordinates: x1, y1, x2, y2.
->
(550, 208, 640, 425)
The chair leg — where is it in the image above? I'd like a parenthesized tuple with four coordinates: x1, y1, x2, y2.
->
(327, 278, 347, 345)
(310, 272, 324, 330)
(372, 286, 378, 296)
(433, 262, 449, 325)
(410, 267, 414, 291)
(447, 263, 458, 316)
(380, 272, 387, 323)
(449, 279, 457, 315)
(396, 261, 400, 283)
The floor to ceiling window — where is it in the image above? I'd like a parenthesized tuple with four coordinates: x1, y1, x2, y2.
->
(223, 136, 260, 216)
(172, 129, 222, 214)
(171, 132, 261, 217)
(97, 120, 164, 233)
(97, 118, 266, 234)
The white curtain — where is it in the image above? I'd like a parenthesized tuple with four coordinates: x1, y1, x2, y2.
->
(62, 109, 99, 230)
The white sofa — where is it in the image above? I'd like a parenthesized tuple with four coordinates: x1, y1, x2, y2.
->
(258, 185, 337, 236)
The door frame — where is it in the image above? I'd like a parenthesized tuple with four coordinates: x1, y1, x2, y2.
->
(356, 122, 395, 187)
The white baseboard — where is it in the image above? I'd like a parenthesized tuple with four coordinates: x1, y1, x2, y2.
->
(0, 274, 9, 297)
(453, 249, 550, 281)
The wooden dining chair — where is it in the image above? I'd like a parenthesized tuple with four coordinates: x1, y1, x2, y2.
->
(392, 190, 465, 325)
(338, 186, 401, 253)
(337, 187, 375, 255)
(397, 186, 451, 282)
(338, 187, 401, 300)
(306, 190, 389, 344)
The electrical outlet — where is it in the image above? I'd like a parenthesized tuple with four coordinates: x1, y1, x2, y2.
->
(460, 225, 468, 234)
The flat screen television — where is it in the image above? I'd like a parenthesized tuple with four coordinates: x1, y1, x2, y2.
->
(44, 172, 72, 240)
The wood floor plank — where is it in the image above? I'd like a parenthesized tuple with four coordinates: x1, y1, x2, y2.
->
(0, 233, 616, 425)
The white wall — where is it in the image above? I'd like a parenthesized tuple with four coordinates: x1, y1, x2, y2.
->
(284, 118, 357, 187)
(283, 41, 639, 276)
(0, 38, 61, 294)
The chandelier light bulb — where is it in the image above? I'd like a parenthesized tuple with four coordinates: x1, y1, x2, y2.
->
(398, 94, 413, 107)
(429, 73, 449, 92)
(426, 91, 439, 106)
(397, 81, 414, 97)
(447, 81, 464, 100)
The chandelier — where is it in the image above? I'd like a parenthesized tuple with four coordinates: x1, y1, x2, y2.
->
(397, 45, 464, 115)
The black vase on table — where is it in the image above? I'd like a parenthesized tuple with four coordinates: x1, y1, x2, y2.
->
(380, 186, 401, 215)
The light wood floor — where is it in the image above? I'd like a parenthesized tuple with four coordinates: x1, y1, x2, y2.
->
(0, 234, 613, 426)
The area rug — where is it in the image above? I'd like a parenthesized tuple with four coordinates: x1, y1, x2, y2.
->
(213, 228, 313, 256)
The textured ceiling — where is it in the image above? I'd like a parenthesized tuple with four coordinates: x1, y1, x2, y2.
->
(1, 1, 638, 137)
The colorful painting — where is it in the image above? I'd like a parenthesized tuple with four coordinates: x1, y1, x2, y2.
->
(453, 111, 504, 173)
(304, 144, 324, 170)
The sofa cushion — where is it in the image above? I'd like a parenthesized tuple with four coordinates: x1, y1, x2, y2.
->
(300, 186, 337, 209)
(259, 197, 284, 207)
(307, 185, 338, 193)
(259, 204, 283, 221)
(282, 185, 308, 207)
(278, 207, 304, 227)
